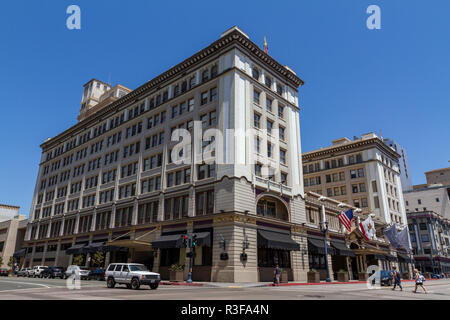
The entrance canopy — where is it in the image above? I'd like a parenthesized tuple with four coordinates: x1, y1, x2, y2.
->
(258, 230, 300, 251)
(330, 240, 355, 257)
(105, 239, 150, 251)
(87, 242, 128, 253)
(65, 244, 88, 255)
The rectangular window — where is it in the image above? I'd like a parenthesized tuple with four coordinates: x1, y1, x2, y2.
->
(253, 90, 260, 104)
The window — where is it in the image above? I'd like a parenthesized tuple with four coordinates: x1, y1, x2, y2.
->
(254, 113, 261, 128)
(418, 199, 422, 205)
(267, 120, 273, 134)
(266, 98, 272, 112)
(421, 234, 429, 242)
(278, 105, 284, 118)
(279, 127, 285, 140)
(267, 143, 273, 158)
(201, 91, 208, 105)
(255, 163, 262, 176)
(253, 90, 260, 104)
(252, 68, 260, 80)
(210, 87, 217, 101)
(188, 98, 195, 112)
(276, 83, 283, 95)
(280, 149, 286, 164)
(361, 198, 368, 208)
(350, 170, 357, 179)
(281, 172, 287, 185)
(255, 137, 260, 153)
(352, 184, 359, 194)
(357, 168, 364, 177)
(353, 199, 360, 208)
(202, 70, 209, 82)
(359, 183, 366, 192)
(265, 76, 272, 88)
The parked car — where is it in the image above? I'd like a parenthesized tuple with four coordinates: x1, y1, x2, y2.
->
(380, 270, 394, 286)
(0, 268, 9, 277)
(16, 268, 30, 277)
(41, 266, 64, 279)
(64, 265, 90, 280)
(105, 263, 160, 290)
(89, 268, 105, 281)
(32, 266, 48, 278)
(431, 273, 443, 279)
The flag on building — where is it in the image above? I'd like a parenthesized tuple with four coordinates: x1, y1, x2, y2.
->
(359, 216, 376, 241)
(338, 209, 354, 232)
(397, 227, 411, 253)
(264, 36, 268, 54)
(384, 224, 401, 249)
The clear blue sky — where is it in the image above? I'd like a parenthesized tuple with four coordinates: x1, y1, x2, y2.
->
(0, 0, 449, 217)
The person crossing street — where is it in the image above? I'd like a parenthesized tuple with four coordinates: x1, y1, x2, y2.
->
(391, 266, 402, 291)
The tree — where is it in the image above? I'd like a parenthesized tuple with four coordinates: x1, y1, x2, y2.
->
(91, 252, 105, 268)
(72, 255, 84, 266)
(0, 257, 3, 267)
(7, 256, 15, 270)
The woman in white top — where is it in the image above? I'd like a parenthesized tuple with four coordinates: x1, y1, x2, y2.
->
(413, 269, 427, 294)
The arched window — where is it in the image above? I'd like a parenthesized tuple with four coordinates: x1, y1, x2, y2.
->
(256, 196, 289, 221)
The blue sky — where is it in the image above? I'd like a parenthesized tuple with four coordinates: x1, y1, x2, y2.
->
(0, 0, 449, 217)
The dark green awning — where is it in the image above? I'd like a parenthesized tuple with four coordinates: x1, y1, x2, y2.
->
(258, 230, 300, 251)
(330, 241, 355, 257)
(65, 244, 88, 255)
(151, 234, 184, 249)
(308, 237, 336, 255)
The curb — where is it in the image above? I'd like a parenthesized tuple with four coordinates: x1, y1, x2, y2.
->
(160, 281, 204, 286)
(269, 278, 443, 287)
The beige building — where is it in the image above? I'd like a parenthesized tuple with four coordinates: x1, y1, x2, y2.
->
(425, 167, 450, 186)
(23, 27, 310, 282)
(404, 184, 450, 219)
(302, 133, 408, 229)
(0, 209, 27, 268)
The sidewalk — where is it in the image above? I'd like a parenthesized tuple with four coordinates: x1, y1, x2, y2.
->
(161, 277, 447, 288)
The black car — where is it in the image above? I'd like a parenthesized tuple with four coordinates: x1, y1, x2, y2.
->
(0, 268, 8, 277)
(41, 266, 64, 279)
(89, 268, 105, 281)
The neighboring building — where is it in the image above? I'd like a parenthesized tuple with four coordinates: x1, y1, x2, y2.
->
(305, 192, 412, 280)
(302, 133, 408, 228)
(24, 27, 311, 282)
(0, 204, 20, 222)
(425, 167, 450, 186)
(404, 184, 450, 219)
(407, 211, 450, 274)
(0, 214, 28, 268)
(382, 138, 413, 191)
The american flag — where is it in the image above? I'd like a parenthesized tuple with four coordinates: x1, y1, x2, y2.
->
(338, 209, 354, 232)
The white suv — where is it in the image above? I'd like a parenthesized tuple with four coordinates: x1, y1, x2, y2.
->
(32, 266, 47, 278)
(64, 265, 90, 280)
(105, 263, 160, 290)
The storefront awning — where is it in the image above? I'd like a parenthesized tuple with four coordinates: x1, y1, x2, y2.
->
(85, 242, 128, 253)
(258, 230, 300, 251)
(13, 249, 27, 258)
(385, 254, 398, 262)
(192, 232, 211, 247)
(65, 244, 88, 255)
(307, 237, 336, 255)
(330, 241, 355, 257)
(397, 253, 410, 261)
(151, 234, 185, 249)
(105, 239, 148, 251)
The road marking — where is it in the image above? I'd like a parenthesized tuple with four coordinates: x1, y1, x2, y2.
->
(0, 280, 51, 288)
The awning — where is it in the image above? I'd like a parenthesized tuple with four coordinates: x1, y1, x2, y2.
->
(330, 241, 355, 257)
(65, 244, 88, 255)
(374, 254, 387, 260)
(151, 234, 184, 249)
(397, 253, 410, 261)
(192, 232, 211, 247)
(258, 230, 300, 251)
(13, 249, 27, 258)
(106, 239, 149, 251)
(385, 254, 398, 262)
(308, 237, 336, 255)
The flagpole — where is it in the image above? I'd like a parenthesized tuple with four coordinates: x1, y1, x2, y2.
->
(319, 196, 331, 282)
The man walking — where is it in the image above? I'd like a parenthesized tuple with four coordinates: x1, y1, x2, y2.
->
(391, 266, 402, 291)
(273, 264, 281, 286)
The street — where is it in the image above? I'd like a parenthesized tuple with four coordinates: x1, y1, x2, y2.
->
(0, 277, 449, 300)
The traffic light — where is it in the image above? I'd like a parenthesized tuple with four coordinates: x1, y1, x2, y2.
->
(183, 235, 188, 248)
(192, 234, 198, 247)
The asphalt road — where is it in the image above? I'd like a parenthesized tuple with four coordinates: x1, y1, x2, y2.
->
(0, 276, 449, 300)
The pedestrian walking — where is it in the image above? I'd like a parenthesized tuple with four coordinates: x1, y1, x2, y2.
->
(391, 266, 402, 291)
(413, 269, 427, 294)
(273, 264, 281, 286)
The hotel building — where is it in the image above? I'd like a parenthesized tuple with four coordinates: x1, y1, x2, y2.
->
(23, 27, 309, 282)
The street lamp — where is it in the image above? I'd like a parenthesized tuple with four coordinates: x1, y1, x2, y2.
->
(318, 196, 331, 282)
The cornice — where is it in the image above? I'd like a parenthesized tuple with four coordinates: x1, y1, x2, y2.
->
(41, 29, 303, 151)
(302, 138, 400, 161)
